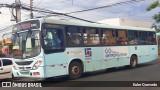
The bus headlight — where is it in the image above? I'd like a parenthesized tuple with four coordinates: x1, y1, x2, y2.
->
(33, 60, 42, 70)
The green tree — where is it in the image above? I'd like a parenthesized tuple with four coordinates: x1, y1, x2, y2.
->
(147, 0, 160, 31)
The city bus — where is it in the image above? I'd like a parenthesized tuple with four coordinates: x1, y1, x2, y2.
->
(11, 18, 158, 80)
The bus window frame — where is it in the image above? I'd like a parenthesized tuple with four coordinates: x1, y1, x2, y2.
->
(41, 23, 157, 49)
(82, 27, 101, 46)
(101, 28, 117, 46)
(66, 26, 83, 47)
(128, 30, 139, 45)
(139, 31, 148, 45)
(41, 23, 66, 54)
(148, 31, 157, 45)
(115, 29, 128, 46)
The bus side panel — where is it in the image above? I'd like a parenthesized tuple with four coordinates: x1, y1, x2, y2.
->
(121, 57, 130, 66)
(129, 46, 151, 64)
(84, 47, 103, 72)
(102, 46, 129, 68)
(149, 45, 158, 61)
(67, 48, 85, 71)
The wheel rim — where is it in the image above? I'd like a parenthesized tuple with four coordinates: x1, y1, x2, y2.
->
(72, 66, 79, 75)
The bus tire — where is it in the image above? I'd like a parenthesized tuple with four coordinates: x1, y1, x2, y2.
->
(130, 55, 138, 69)
(69, 61, 83, 80)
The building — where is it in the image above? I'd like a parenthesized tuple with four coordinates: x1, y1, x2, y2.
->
(0, 26, 13, 55)
(98, 18, 152, 28)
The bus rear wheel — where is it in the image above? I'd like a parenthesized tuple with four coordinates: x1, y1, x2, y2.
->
(130, 55, 138, 69)
(69, 61, 83, 79)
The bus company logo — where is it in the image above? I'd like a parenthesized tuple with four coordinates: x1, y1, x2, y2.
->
(105, 48, 112, 54)
(85, 48, 92, 57)
(105, 48, 127, 57)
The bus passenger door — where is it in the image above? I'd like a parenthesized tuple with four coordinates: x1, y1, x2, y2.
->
(44, 52, 68, 77)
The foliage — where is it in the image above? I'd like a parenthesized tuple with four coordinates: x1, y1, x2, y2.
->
(147, 0, 160, 30)
(147, 1, 159, 11)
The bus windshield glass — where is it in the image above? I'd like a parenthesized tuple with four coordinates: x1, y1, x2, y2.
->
(12, 30, 40, 59)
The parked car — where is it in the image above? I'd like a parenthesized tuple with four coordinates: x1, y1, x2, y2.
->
(0, 58, 13, 74)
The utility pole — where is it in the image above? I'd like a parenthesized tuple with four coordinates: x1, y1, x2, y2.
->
(72, 0, 73, 5)
(15, 0, 21, 22)
(30, 0, 33, 19)
(128, 11, 131, 20)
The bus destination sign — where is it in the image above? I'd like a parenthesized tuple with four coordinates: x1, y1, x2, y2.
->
(13, 20, 40, 32)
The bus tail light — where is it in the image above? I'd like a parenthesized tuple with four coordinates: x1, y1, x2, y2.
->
(33, 60, 42, 70)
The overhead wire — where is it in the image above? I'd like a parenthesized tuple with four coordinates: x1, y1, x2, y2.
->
(34, 0, 44, 8)
(0, 0, 152, 26)
(21, 3, 99, 23)
(64, 0, 145, 14)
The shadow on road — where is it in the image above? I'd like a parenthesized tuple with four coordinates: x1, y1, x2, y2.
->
(79, 60, 159, 79)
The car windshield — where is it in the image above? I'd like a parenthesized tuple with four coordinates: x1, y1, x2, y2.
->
(12, 30, 40, 59)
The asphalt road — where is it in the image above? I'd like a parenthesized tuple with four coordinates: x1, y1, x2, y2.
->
(1, 59, 160, 90)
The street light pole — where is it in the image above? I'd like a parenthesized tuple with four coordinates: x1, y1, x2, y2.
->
(15, 0, 21, 22)
(30, 0, 33, 19)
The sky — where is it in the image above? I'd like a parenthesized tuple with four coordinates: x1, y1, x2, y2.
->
(0, 0, 159, 30)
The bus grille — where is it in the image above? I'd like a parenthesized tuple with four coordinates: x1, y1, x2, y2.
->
(15, 61, 33, 65)
(20, 71, 30, 75)
(18, 67, 32, 70)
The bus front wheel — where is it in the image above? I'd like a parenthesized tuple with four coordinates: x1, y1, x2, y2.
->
(69, 61, 82, 79)
(130, 55, 138, 69)
(12, 73, 20, 80)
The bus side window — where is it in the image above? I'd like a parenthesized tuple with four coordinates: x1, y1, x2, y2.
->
(83, 28, 100, 46)
(139, 31, 147, 44)
(128, 30, 138, 45)
(102, 29, 116, 45)
(148, 32, 156, 44)
(44, 28, 64, 50)
(86, 34, 93, 45)
(66, 26, 82, 46)
(116, 30, 128, 45)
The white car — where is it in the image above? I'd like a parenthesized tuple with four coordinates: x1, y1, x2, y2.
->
(0, 58, 13, 74)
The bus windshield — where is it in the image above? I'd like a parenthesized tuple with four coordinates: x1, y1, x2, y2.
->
(12, 30, 41, 59)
